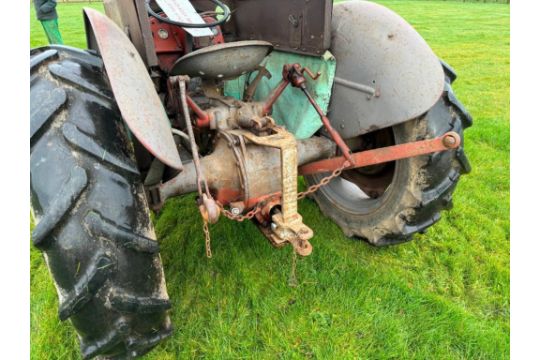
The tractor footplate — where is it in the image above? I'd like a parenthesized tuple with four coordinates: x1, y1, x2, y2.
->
(230, 126, 314, 256)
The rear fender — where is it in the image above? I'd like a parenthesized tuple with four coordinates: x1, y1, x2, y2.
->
(83, 8, 182, 170)
(328, 1, 445, 138)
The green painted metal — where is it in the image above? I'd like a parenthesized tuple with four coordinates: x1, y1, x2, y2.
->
(224, 50, 336, 139)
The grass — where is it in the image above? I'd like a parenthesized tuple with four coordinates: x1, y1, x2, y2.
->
(30, 1, 510, 359)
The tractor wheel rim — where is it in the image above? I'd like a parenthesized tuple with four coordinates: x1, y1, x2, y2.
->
(314, 127, 397, 214)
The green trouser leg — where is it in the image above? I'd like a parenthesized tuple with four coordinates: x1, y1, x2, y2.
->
(40, 19, 64, 45)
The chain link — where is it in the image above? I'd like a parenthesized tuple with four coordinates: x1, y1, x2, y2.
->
(204, 160, 350, 259)
(202, 219, 212, 258)
(218, 160, 351, 222)
(297, 160, 351, 199)
(219, 204, 262, 222)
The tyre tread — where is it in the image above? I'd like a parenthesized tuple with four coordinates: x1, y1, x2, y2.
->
(30, 46, 171, 359)
(62, 122, 140, 176)
(58, 253, 115, 321)
(307, 70, 472, 246)
(31, 166, 88, 247)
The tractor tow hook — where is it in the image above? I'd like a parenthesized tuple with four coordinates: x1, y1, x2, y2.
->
(228, 126, 314, 257)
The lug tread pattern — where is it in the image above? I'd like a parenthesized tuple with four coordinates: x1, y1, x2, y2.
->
(30, 46, 171, 359)
(110, 290, 171, 314)
(31, 166, 88, 247)
(62, 122, 140, 176)
(440, 58, 458, 84)
(126, 325, 174, 357)
(48, 60, 113, 100)
(30, 49, 58, 72)
(446, 85, 473, 129)
(307, 66, 472, 246)
(456, 147, 472, 174)
(81, 319, 128, 360)
(420, 168, 460, 208)
(30, 79, 67, 142)
(85, 211, 160, 254)
(58, 253, 115, 321)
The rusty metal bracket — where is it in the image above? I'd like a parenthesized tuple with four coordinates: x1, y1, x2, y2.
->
(262, 63, 355, 165)
(299, 131, 461, 175)
(244, 65, 272, 102)
(230, 126, 313, 256)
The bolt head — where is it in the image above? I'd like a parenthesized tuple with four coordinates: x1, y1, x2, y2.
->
(443, 135, 457, 148)
(157, 29, 169, 39)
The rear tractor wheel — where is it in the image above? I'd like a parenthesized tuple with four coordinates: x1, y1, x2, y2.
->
(306, 68, 472, 246)
(30, 46, 172, 359)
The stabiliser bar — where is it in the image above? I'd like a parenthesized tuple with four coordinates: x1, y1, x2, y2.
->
(299, 131, 461, 176)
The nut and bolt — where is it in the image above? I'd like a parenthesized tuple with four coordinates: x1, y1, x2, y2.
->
(157, 29, 169, 39)
(442, 134, 457, 148)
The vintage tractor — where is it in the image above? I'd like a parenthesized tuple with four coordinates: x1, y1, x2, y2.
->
(30, 0, 472, 358)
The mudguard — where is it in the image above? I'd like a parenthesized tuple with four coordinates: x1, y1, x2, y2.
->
(328, 1, 445, 139)
(83, 8, 183, 170)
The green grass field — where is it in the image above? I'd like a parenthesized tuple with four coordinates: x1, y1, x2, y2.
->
(30, 1, 510, 359)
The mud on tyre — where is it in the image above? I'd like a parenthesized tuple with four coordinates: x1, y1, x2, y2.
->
(30, 46, 172, 359)
(305, 64, 472, 246)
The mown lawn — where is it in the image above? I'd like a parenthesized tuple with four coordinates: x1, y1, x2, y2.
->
(30, 1, 510, 359)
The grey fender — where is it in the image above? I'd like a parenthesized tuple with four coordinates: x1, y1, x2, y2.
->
(328, 1, 445, 139)
(83, 8, 183, 170)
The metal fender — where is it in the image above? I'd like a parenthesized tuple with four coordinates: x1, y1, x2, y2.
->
(83, 8, 183, 170)
(328, 1, 445, 139)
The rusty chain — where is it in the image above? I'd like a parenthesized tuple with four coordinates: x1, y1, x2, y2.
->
(219, 203, 262, 222)
(202, 219, 212, 258)
(219, 160, 351, 223)
(297, 160, 351, 199)
(201, 159, 350, 260)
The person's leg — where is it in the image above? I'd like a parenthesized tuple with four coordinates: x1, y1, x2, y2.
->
(40, 19, 64, 45)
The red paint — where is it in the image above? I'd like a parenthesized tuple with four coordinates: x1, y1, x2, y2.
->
(262, 79, 290, 115)
(300, 86, 355, 165)
(186, 96, 212, 127)
(215, 188, 281, 211)
(150, 15, 225, 73)
(214, 188, 242, 206)
(299, 132, 461, 175)
(262, 63, 355, 165)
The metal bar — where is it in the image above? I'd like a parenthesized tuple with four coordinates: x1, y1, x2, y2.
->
(300, 86, 355, 165)
(177, 77, 209, 196)
(299, 131, 461, 176)
(262, 79, 290, 115)
(186, 95, 212, 127)
(334, 76, 377, 96)
(278, 133, 298, 223)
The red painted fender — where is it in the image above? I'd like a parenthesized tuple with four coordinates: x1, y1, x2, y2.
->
(83, 8, 183, 170)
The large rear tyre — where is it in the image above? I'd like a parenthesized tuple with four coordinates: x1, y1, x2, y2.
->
(30, 46, 172, 359)
(306, 66, 472, 246)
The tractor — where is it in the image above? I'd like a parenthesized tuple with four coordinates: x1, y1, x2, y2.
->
(30, 0, 472, 358)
